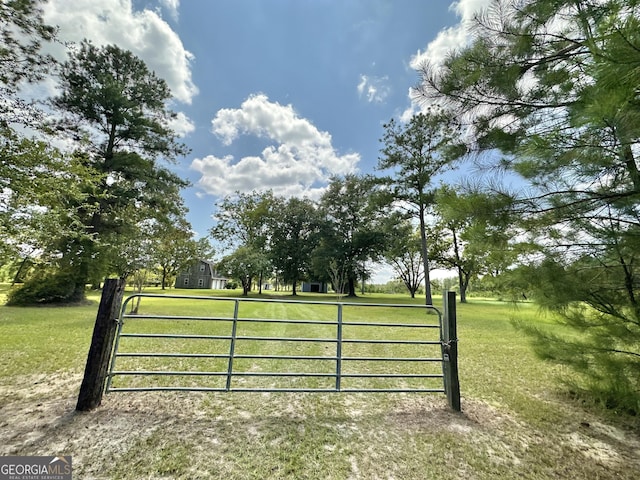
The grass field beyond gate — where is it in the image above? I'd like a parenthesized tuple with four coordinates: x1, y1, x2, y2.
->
(1, 286, 639, 479)
(109, 294, 446, 393)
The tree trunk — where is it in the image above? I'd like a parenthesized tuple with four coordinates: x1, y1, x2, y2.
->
(452, 226, 468, 303)
(70, 253, 93, 302)
(12, 256, 30, 285)
(458, 267, 467, 303)
(622, 144, 640, 192)
(71, 281, 87, 303)
(347, 277, 357, 297)
(419, 207, 433, 305)
(130, 295, 142, 314)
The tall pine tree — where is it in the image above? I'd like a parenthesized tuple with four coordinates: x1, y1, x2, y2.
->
(10, 41, 189, 303)
(415, 0, 640, 412)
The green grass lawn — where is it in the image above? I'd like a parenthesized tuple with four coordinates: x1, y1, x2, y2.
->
(1, 285, 639, 479)
(110, 291, 445, 393)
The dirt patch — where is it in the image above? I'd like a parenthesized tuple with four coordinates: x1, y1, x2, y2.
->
(1, 374, 216, 477)
(1, 373, 639, 479)
(562, 421, 640, 468)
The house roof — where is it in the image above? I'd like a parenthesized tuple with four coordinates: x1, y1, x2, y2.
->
(195, 259, 228, 280)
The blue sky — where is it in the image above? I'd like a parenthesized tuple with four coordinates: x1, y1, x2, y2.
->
(37, 0, 492, 279)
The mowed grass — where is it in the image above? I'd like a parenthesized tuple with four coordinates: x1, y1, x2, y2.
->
(111, 293, 444, 392)
(1, 285, 639, 479)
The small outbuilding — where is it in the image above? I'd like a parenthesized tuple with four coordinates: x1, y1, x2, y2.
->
(301, 281, 328, 293)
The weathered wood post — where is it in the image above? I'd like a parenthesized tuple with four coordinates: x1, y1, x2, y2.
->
(443, 291, 461, 411)
(76, 278, 125, 411)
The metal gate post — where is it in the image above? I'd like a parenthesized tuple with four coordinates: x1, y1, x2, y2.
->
(336, 303, 343, 391)
(76, 278, 125, 411)
(443, 291, 461, 411)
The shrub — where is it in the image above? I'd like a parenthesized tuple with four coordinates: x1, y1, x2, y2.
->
(6, 270, 84, 305)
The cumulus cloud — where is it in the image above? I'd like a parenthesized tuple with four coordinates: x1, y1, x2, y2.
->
(357, 74, 391, 104)
(191, 94, 360, 198)
(410, 0, 492, 70)
(159, 0, 180, 21)
(401, 0, 492, 120)
(399, 103, 418, 124)
(42, 0, 198, 104)
(167, 111, 195, 137)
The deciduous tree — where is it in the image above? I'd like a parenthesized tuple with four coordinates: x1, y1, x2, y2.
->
(219, 246, 270, 296)
(268, 197, 322, 295)
(210, 190, 275, 293)
(155, 219, 213, 289)
(381, 214, 424, 298)
(314, 175, 387, 297)
(432, 186, 514, 303)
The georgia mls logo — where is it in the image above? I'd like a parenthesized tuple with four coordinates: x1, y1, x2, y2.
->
(49, 456, 71, 473)
(0, 455, 72, 480)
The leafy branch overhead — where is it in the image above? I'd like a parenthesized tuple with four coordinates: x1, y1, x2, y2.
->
(414, 0, 640, 413)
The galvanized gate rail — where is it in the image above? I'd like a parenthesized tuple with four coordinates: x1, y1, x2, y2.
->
(104, 293, 460, 409)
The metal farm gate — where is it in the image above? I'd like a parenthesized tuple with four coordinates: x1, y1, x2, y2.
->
(97, 293, 459, 410)
(75, 281, 459, 411)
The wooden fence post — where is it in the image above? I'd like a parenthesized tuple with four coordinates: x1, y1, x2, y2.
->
(443, 291, 461, 411)
(76, 278, 125, 411)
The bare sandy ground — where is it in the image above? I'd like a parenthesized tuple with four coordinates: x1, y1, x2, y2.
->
(1, 372, 639, 479)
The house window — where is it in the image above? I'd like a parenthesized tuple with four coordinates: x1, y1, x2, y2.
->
(183, 278, 189, 286)
(198, 278, 204, 287)
(199, 263, 205, 272)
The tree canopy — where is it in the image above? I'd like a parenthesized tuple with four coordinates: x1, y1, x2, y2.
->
(315, 175, 388, 297)
(0, 0, 56, 127)
(414, 0, 640, 413)
(381, 214, 424, 299)
(268, 196, 322, 295)
(8, 41, 190, 304)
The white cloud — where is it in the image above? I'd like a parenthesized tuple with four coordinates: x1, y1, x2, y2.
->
(399, 101, 418, 124)
(409, 26, 467, 72)
(451, 0, 493, 22)
(371, 263, 396, 284)
(404, 0, 492, 118)
(357, 74, 391, 104)
(159, 0, 180, 21)
(42, 0, 198, 104)
(167, 111, 195, 137)
(410, 0, 492, 71)
(192, 94, 360, 198)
